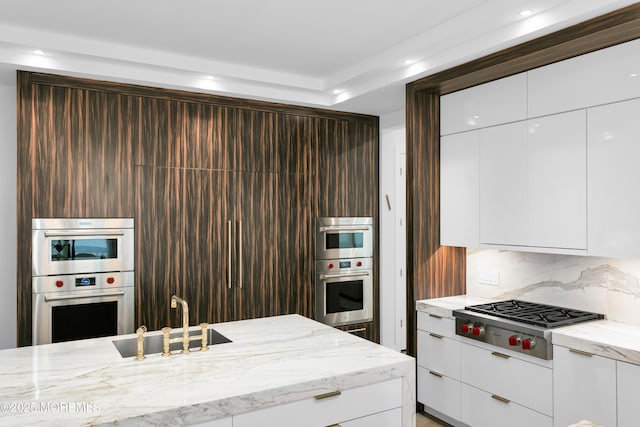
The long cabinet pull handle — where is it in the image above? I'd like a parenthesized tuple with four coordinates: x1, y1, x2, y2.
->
(429, 313, 443, 319)
(318, 271, 370, 280)
(429, 333, 444, 339)
(569, 348, 594, 357)
(237, 220, 243, 289)
(491, 394, 510, 404)
(315, 390, 341, 400)
(491, 351, 511, 359)
(429, 370, 443, 378)
(227, 220, 232, 289)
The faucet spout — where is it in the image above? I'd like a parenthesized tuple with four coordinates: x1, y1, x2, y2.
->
(171, 295, 190, 354)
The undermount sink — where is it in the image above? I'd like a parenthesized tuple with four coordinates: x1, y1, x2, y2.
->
(112, 328, 232, 358)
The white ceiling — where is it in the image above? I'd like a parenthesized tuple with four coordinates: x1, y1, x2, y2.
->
(0, 0, 638, 116)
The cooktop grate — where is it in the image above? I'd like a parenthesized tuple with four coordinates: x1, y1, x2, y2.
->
(464, 299, 604, 328)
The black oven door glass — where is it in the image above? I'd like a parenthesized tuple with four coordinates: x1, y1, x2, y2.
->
(51, 301, 118, 343)
(326, 280, 364, 314)
(326, 232, 364, 250)
(50, 238, 118, 262)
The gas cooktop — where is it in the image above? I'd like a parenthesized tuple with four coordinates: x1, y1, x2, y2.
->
(453, 300, 605, 360)
(464, 299, 604, 329)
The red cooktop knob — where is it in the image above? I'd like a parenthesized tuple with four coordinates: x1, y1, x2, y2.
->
(522, 338, 536, 350)
(508, 335, 519, 346)
(55, 280, 64, 288)
(472, 326, 484, 337)
(356, 261, 362, 267)
(328, 263, 334, 269)
(461, 323, 470, 334)
(106, 277, 115, 284)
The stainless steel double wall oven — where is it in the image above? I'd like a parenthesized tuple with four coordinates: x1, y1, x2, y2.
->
(32, 218, 135, 345)
(314, 217, 374, 327)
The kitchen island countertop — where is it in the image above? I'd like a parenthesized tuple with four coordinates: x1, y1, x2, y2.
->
(0, 314, 415, 426)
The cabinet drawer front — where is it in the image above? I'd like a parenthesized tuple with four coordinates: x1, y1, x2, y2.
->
(416, 311, 455, 338)
(618, 360, 640, 427)
(461, 343, 552, 415)
(417, 330, 460, 379)
(461, 383, 552, 427)
(553, 345, 616, 427)
(233, 378, 402, 427)
(417, 366, 461, 421)
(191, 416, 233, 427)
(342, 407, 402, 427)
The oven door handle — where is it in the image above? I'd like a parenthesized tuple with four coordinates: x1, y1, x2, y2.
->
(318, 226, 371, 232)
(44, 231, 125, 238)
(319, 272, 370, 280)
(44, 290, 125, 302)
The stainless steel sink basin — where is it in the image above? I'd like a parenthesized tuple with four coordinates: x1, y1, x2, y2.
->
(112, 328, 231, 358)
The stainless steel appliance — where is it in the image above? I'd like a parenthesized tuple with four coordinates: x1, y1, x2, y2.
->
(453, 300, 604, 360)
(314, 217, 373, 260)
(32, 271, 134, 345)
(32, 218, 134, 277)
(32, 218, 135, 345)
(314, 257, 373, 326)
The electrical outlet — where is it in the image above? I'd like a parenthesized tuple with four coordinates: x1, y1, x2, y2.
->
(478, 269, 500, 286)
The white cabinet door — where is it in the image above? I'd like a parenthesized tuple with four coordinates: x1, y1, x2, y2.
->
(417, 367, 461, 421)
(440, 72, 527, 136)
(341, 407, 402, 427)
(460, 383, 552, 427)
(528, 38, 640, 117)
(618, 360, 640, 427)
(233, 379, 402, 427)
(553, 346, 617, 427)
(528, 110, 586, 249)
(440, 131, 479, 247)
(479, 121, 529, 246)
(417, 330, 460, 379)
(588, 98, 640, 257)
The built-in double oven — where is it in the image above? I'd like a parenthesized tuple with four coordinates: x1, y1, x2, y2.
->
(314, 217, 373, 327)
(31, 218, 135, 345)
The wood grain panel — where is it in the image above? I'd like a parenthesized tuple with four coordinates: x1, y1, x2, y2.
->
(236, 109, 276, 172)
(277, 114, 314, 174)
(137, 97, 169, 167)
(276, 173, 313, 317)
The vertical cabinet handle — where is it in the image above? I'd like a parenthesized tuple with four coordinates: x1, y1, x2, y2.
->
(227, 220, 233, 289)
(238, 220, 243, 289)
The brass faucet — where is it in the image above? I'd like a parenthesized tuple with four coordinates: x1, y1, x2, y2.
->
(171, 295, 190, 353)
(160, 295, 209, 356)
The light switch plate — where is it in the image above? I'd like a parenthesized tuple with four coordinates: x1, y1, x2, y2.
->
(478, 269, 500, 286)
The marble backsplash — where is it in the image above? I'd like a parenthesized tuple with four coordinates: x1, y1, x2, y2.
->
(467, 249, 640, 325)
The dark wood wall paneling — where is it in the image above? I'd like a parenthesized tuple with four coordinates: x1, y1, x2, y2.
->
(405, 3, 640, 356)
(17, 72, 379, 345)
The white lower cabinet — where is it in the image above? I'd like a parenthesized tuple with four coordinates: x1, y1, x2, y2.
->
(618, 360, 640, 427)
(232, 378, 402, 427)
(460, 383, 552, 427)
(418, 366, 461, 420)
(553, 345, 617, 427)
(191, 416, 233, 427)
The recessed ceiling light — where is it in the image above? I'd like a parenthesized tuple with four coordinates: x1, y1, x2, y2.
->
(333, 89, 344, 94)
(519, 9, 532, 17)
(404, 59, 416, 65)
(205, 75, 215, 80)
(630, 73, 638, 78)
(33, 49, 44, 55)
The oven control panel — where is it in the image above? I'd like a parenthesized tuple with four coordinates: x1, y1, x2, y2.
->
(314, 257, 373, 274)
(32, 271, 134, 294)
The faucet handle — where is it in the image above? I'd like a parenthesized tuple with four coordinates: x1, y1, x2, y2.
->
(136, 325, 147, 361)
(199, 323, 209, 352)
(161, 327, 172, 357)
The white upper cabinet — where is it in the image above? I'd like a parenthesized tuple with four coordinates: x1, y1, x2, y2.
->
(528, 38, 640, 118)
(479, 121, 529, 246)
(528, 111, 586, 249)
(479, 111, 587, 250)
(588, 98, 640, 258)
(440, 131, 479, 247)
(440, 72, 527, 136)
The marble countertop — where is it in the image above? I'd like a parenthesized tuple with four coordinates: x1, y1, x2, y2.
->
(416, 295, 640, 366)
(0, 315, 415, 426)
(553, 319, 640, 365)
(416, 295, 491, 318)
